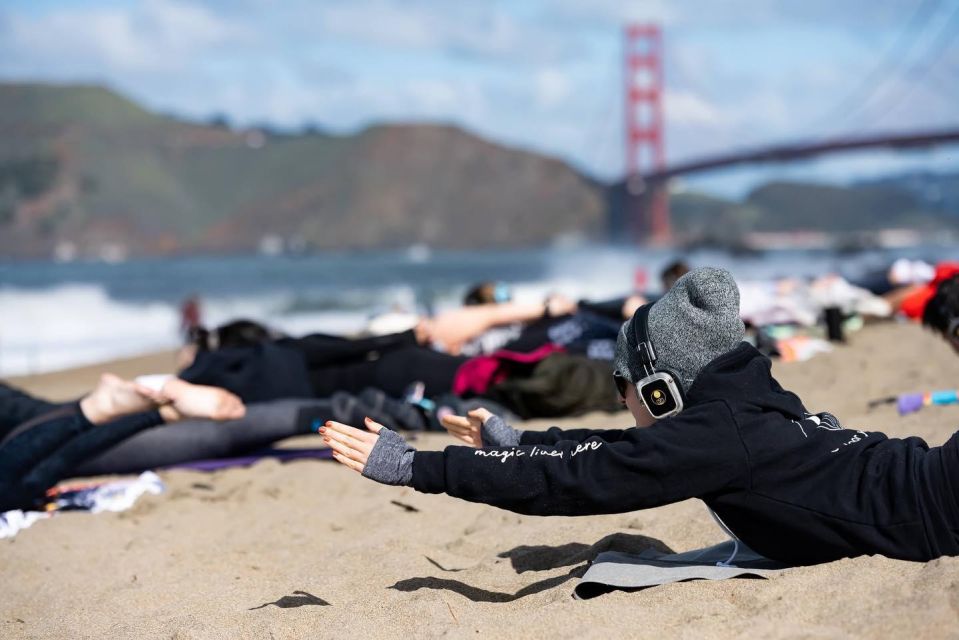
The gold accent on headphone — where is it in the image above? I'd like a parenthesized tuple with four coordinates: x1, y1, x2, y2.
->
(651, 389, 666, 405)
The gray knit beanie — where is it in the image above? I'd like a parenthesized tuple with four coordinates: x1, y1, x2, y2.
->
(614, 267, 744, 393)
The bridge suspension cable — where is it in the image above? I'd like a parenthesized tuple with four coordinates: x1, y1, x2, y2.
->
(806, 0, 941, 136)
(858, 4, 959, 129)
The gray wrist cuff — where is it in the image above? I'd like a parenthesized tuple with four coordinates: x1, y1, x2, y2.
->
(481, 415, 522, 447)
(362, 428, 415, 486)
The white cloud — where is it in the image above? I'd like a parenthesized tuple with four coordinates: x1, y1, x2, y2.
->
(317, 1, 527, 58)
(548, 0, 926, 29)
(664, 89, 723, 126)
(142, 0, 248, 53)
(535, 69, 571, 108)
(548, 0, 677, 29)
(1, 0, 249, 74)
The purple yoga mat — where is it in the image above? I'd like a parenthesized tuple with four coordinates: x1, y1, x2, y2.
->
(897, 394, 924, 416)
(163, 448, 334, 472)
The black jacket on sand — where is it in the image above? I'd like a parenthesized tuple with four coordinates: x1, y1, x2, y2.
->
(411, 343, 959, 565)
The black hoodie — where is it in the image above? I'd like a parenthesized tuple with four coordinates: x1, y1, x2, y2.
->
(411, 343, 959, 565)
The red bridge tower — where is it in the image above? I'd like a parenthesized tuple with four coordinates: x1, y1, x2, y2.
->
(624, 24, 670, 243)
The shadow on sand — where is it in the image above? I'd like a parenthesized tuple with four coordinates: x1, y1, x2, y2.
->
(390, 532, 670, 603)
(498, 532, 672, 573)
(249, 590, 331, 610)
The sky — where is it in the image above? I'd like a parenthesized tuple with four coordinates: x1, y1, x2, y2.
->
(1, 0, 958, 197)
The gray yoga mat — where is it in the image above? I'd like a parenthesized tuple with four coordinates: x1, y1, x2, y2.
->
(574, 541, 789, 600)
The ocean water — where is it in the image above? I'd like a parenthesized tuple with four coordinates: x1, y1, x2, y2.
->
(0, 245, 953, 377)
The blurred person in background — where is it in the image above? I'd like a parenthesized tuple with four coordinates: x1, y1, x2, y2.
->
(177, 311, 623, 421)
(887, 261, 959, 322)
(918, 271, 959, 355)
(180, 294, 203, 339)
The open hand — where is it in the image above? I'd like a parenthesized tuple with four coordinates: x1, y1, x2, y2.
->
(440, 408, 493, 448)
(321, 417, 384, 473)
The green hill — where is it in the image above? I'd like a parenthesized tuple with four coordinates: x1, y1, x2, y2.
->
(0, 83, 605, 258)
(609, 176, 959, 245)
(743, 181, 945, 232)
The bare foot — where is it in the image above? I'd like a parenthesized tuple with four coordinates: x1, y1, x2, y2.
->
(80, 373, 156, 425)
(158, 378, 246, 422)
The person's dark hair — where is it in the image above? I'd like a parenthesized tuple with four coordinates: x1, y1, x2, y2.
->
(660, 260, 691, 291)
(463, 281, 511, 306)
(188, 319, 280, 351)
(922, 274, 959, 335)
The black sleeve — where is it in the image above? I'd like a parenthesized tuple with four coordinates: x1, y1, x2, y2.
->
(0, 382, 62, 439)
(179, 344, 313, 402)
(576, 297, 628, 321)
(285, 330, 419, 368)
(519, 425, 633, 445)
(412, 402, 746, 516)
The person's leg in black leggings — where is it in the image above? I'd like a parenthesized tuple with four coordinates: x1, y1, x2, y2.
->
(0, 407, 162, 511)
(15, 411, 165, 507)
(0, 406, 92, 487)
(73, 399, 333, 476)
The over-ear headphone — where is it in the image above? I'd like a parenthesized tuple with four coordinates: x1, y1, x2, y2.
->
(628, 304, 685, 419)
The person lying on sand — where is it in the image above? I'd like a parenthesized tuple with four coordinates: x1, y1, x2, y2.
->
(1, 378, 360, 477)
(0, 374, 244, 512)
(323, 267, 959, 566)
(178, 317, 622, 420)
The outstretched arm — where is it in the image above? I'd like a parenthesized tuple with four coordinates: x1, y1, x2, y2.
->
(324, 403, 744, 517)
(519, 425, 635, 446)
(440, 408, 633, 448)
(422, 296, 577, 354)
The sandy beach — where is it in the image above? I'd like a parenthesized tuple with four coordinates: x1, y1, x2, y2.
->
(4, 321, 959, 639)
